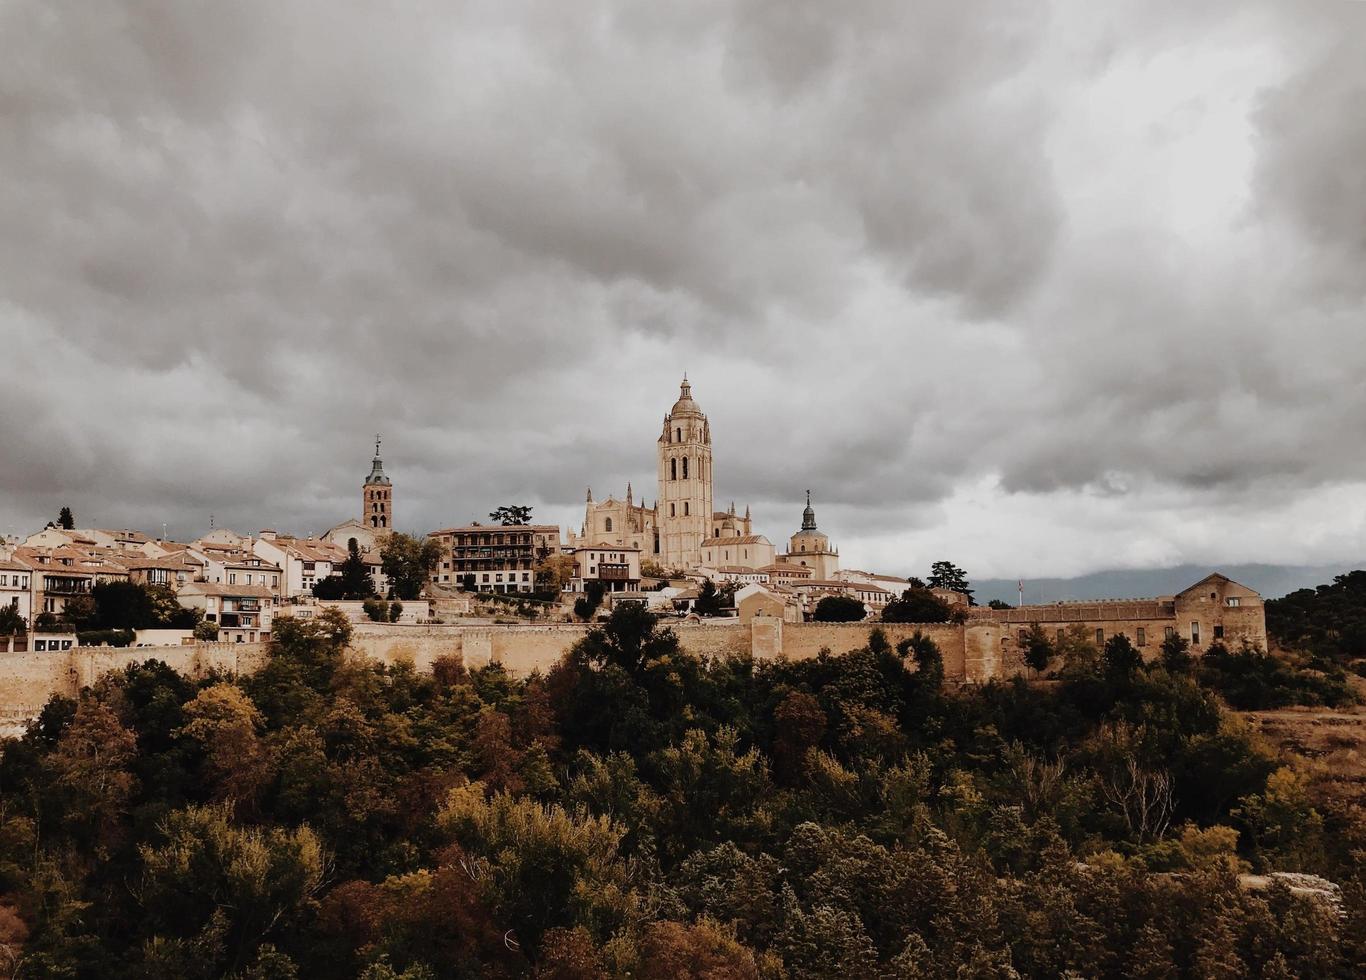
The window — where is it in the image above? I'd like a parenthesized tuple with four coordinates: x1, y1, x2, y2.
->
(1164, 626, 1175, 640)
(1056, 628, 1065, 643)
(605, 518, 613, 532)
(1214, 625, 1224, 640)
(34, 640, 45, 652)
(684, 502, 689, 516)
(1017, 629, 1027, 644)
(1095, 628, 1104, 646)
(670, 503, 676, 517)
(1137, 628, 1146, 647)
(1225, 597, 1241, 607)
(229, 573, 237, 585)
(482, 574, 490, 583)
(682, 457, 689, 479)
(1191, 621, 1200, 645)
(670, 458, 677, 480)
(675, 427, 681, 442)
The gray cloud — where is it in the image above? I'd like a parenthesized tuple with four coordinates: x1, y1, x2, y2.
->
(1, 1, 1364, 578)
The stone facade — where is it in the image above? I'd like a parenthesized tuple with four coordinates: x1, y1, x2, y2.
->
(968, 573, 1267, 659)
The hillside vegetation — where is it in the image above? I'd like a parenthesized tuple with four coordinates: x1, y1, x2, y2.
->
(0, 605, 1362, 978)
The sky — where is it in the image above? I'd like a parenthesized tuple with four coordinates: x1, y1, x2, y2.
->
(2, 1, 1364, 580)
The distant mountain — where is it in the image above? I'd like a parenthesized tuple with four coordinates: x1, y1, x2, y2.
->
(972, 563, 1366, 606)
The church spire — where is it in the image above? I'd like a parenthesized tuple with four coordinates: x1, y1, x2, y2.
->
(365, 434, 390, 486)
(801, 490, 817, 531)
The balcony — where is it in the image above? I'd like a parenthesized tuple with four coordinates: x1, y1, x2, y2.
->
(43, 577, 91, 595)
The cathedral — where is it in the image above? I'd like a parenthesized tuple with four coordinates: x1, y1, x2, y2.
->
(568, 378, 754, 570)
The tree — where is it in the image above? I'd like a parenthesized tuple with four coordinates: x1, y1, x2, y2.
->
(0, 603, 24, 635)
(1023, 623, 1054, 673)
(926, 561, 973, 604)
(813, 595, 866, 622)
(60, 594, 97, 631)
(58, 506, 74, 530)
(574, 581, 606, 621)
(315, 540, 377, 601)
(987, 599, 1013, 610)
(179, 684, 269, 806)
(535, 554, 577, 594)
(489, 505, 533, 526)
(194, 620, 220, 641)
(694, 579, 726, 617)
(379, 533, 440, 601)
(1159, 632, 1194, 672)
(881, 585, 952, 623)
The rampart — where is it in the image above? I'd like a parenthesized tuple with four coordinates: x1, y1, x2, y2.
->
(1, 620, 1014, 732)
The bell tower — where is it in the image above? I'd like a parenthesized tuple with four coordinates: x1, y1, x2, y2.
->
(364, 435, 393, 532)
(657, 377, 713, 569)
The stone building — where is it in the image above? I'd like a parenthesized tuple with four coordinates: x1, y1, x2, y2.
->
(427, 524, 563, 594)
(778, 492, 840, 580)
(569, 378, 753, 571)
(324, 438, 396, 556)
(969, 572, 1267, 658)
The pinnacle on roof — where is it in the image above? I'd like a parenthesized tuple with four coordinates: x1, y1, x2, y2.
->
(801, 490, 817, 531)
(365, 434, 391, 486)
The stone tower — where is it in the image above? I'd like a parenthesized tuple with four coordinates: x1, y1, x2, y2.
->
(657, 377, 713, 569)
(364, 435, 393, 531)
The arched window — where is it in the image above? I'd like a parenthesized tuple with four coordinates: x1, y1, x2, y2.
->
(684, 502, 690, 516)
(676, 427, 681, 442)
(371, 517, 378, 528)
(605, 517, 613, 532)
(670, 458, 677, 480)
(348, 537, 358, 551)
(380, 517, 387, 528)
(670, 503, 676, 517)
(682, 457, 689, 479)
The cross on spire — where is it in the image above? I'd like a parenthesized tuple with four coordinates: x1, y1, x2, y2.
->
(374, 434, 382, 458)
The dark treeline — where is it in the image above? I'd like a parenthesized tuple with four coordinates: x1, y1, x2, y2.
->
(0, 605, 1362, 978)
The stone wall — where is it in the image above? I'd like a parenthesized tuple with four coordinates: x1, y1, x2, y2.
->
(1, 619, 1016, 731)
(0, 642, 269, 733)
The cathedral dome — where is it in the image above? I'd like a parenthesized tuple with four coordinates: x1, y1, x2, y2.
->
(670, 377, 703, 417)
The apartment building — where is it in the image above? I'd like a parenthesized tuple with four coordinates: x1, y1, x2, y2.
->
(428, 524, 562, 594)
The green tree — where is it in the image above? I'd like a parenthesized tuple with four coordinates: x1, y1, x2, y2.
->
(1159, 631, 1193, 672)
(379, 533, 440, 601)
(535, 553, 577, 594)
(315, 541, 377, 600)
(926, 560, 973, 604)
(881, 586, 952, 623)
(574, 581, 606, 621)
(813, 595, 866, 622)
(694, 579, 727, 617)
(489, 505, 533, 526)
(1023, 623, 1054, 673)
(0, 603, 25, 635)
(194, 620, 220, 641)
(58, 506, 75, 530)
(138, 804, 325, 974)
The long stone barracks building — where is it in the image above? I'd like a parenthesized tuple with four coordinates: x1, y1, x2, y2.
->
(968, 573, 1267, 657)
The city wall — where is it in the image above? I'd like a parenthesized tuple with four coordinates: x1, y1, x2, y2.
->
(0, 620, 1015, 731)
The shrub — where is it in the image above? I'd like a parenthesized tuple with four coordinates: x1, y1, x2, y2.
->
(75, 629, 135, 648)
(363, 597, 390, 623)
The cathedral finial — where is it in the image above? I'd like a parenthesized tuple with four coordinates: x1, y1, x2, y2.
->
(375, 433, 382, 458)
(586, 486, 593, 503)
(801, 491, 817, 531)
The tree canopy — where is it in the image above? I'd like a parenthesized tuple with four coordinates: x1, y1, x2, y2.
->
(926, 560, 974, 604)
(489, 505, 533, 526)
(379, 533, 441, 601)
(0, 591, 1359, 977)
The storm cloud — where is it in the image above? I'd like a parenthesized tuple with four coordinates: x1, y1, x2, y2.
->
(2, 0, 1364, 579)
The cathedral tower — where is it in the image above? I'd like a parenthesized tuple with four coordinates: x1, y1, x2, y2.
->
(657, 377, 713, 569)
(364, 435, 393, 531)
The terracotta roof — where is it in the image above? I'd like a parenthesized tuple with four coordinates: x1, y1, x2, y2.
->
(799, 580, 891, 594)
(704, 535, 768, 546)
(430, 524, 561, 535)
(179, 582, 275, 598)
(717, 565, 764, 574)
(576, 543, 641, 552)
(760, 563, 813, 575)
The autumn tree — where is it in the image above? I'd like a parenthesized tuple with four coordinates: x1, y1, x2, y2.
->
(379, 533, 441, 601)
